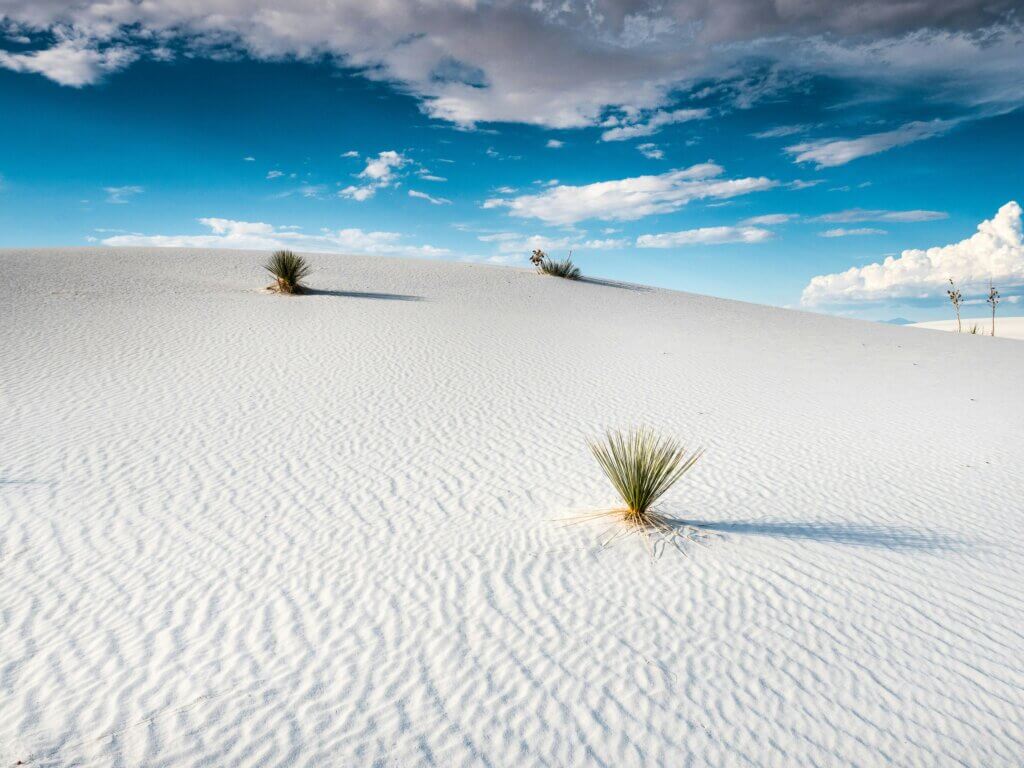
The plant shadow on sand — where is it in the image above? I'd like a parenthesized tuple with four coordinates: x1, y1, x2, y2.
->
(584, 515, 965, 560)
(680, 518, 964, 551)
(304, 289, 424, 301)
(577, 276, 652, 292)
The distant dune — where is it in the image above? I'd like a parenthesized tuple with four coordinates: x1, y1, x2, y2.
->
(912, 316, 1024, 340)
(3, 248, 1023, 767)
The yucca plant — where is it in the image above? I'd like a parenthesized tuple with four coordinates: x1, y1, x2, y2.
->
(572, 428, 706, 553)
(264, 250, 312, 294)
(538, 254, 582, 280)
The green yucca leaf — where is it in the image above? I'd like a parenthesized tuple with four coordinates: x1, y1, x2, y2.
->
(588, 428, 703, 516)
(539, 255, 582, 280)
(264, 250, 312, 293)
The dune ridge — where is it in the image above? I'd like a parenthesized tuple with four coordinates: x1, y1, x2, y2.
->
(2, 248, 1023, 766)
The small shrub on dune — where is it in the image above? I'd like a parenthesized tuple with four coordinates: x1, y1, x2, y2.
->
(533, 249, 581, 280)
(571, 427, 708, 553)
(264, 250, 312, 294)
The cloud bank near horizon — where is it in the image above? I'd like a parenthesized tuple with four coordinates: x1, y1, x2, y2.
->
(801, 201, 1024, 305)
(101, 218, 450, 259)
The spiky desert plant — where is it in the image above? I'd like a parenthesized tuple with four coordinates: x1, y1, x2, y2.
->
(987, 281, 1000, 337)
(264, 250, 312, 294)
(578, 428, 704, 552)
(538, 252, 582, 280)
(969, 323, 980, 335)
(947, 278, 962, 333)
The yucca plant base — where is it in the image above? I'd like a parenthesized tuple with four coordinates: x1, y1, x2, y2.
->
(570, 428, 714, 554)
(264, 250, 312, 294)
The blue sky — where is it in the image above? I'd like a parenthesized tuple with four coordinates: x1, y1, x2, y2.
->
(1, 2, 1022, 321)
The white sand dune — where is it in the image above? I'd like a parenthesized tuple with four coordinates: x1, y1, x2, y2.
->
(2, 247, 1023, 767)
(912, 316, 1024, 340)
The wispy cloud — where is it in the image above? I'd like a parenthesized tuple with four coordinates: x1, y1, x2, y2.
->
(637, 225, 773, 248)
(802, 201, 1024, 304)
(820, 227, 887, 237)
(741, 213, 797, 226)
(483, 163, 775, 226)
(409, 189, 451, 205)
(601, 108, 709, 142)
(545, 139, 564, 149)
(104, 185, 143, 204)
(815, 208, 948, 223)
(479, 231, 627, 256)
(752, 124, 813, 139)
(785, 119, 961, 168)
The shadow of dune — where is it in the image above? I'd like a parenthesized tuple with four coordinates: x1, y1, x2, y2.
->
(577, 276, 652, 292)
(306, 289, 424, 301)
(674, 518, 962, 550)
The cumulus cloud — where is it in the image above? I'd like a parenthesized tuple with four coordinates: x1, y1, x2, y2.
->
(483, 163, 775, 225)
(785, 119, 961, 167)
(339, 150, 408, 201)
(637, 225, 773, 248)
(104, 185, 143, 204)
(637, 143, 664, 159)
(0, 39, 136, 87)
(101, 217, 450, 258)
(600, 108, 709, 141)
(820, 227, 887, 237)
(545, 139, 564, 149)
(408, 189, 451, 205)
(802, 201, 1024, 304)
(1, 2, 1018, 129)
(816, 208, 948, 223)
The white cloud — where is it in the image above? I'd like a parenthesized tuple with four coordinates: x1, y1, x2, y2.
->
(483, 163, 775, 226)
(479, 231, 628, 256)
(742, 213, 797, 225)
(104, 185, 143, 204)
(101, 217, 450, 258)
(243, 156, 255, 162)
(637, 143, 664, 160)
(339, 150, 408, 201)
(789, 179, 824, 190)
(409, 189, 451, 205)
(802, 201, 1024, 304)
(0, 39, 136, 87)
(752, 124, 813, 139)
(266, 170, 283, 179)
(637, 226, 773, 248)
(0, 3, 1020, 130)
(600, 108, 709, 142)
(545, 139, 564, 149)
(820, 227, 887, 237)
(360, 150, 406, 181)
(785, 119, 961, 167)
(816, 208, 948, 223)
(341, 150, 360, 158)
